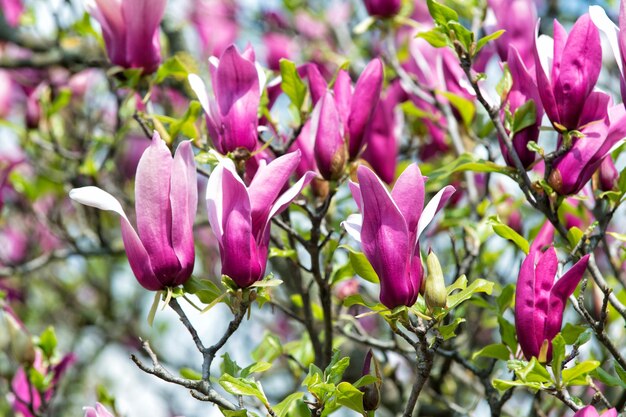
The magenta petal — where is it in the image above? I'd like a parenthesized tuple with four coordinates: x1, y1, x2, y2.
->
(349, 180, 363, 211)
(554, 14, 602, 129)
(91, 0, 126, 66)
(135, 133, 180, 282)
(313, 91, 346, 180)
(600, 408, 618, 417)
(531, 247, 559, 356)
(169, 141, 197, 286)
(357, 165, 412, 309)
(348, 58, 384, 158)
(307, 64, 327, 106)
(215, 45, 260, 153)
(534, 24, 559, 126)
(333, 70, 353, 127)
(416, 185, 456, 238)
(573, 406, 600, 417)
(391, 164, 425, 248)
(248, 151, 301, 237)
(530, 222, 555, 252)
(545, 254, 589, 341)
(515, 249, 541, 359)
(218, 166, 262, 287)
(120, 218, 162, 291)
(122, 0, 165, 73)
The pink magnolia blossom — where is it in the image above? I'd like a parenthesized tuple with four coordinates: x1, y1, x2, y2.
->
(534, 14, 602, 131)
(69, 132, 197, 291)
(206, 151, 315, 287)
(86, 0, 166, 73)
(343, 164, 455, 308)
(189, 45, 262, 155)
(515, 247, 589, 360)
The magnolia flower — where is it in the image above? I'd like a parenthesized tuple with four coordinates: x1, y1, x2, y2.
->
(573, 405, 617, 417)
(363, 0, 401, 18)
(11, 352, 76, 417)
(84, 403, 115, 417)
(206, 151, 315, 287)
(190, 45, 261, 155)
(86, 0, 166, 74)
(305, 60, 384, 160)
(69, 132, 197, 291)
(597, 157, 619, 191)
(549, 103, 626, 195)
(589, 3, 626, 103)
(515, 247, 589, 360)
(500, 46, 543, 169)
(312, 91, 347, 181)
(534, 14, 602, 131)
(361, 81, 403, 184)
(486, 0, 537, 66)
(343, 164, 455, 308)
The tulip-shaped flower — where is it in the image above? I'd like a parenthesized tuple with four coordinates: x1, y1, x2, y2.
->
(84, 403, 115, 417)
(515, 247, 589, 361)
(343, 164, 455, 308)
(573, 405, 617, 417)
(306, 60, 383, 160)
(69, 132, 197, 291)
(597, 157, 619, 191)
(362, 81, 402, 184)
(189, 45, 261, 155)
(500, 46, 543, 169)
(487, 0, 537, 66)
(363, 0, 401, 18)
(207, 151, 315, 288)
(549, 104, 626, 195)
(312, 91, 347, 181)
(86, 0, 166, 74)
(534, 14, 602, 131)
(590, 2, 626, 104)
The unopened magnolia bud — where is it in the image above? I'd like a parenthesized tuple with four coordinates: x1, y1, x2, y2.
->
(360, 350, 381, 411)
(424, 251, 447, 311)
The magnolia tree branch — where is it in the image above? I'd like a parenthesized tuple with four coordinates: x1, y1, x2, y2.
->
(130, 339, 238, 410)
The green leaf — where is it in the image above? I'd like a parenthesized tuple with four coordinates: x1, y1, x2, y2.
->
(353, 375, 379, 388)
(221, 410, 249, 417)
(400, 101, 439, 120)
(562, 361, 600, 385)
(427, 0, 458, 27)
(492, 378, 541, 392)
(47, 88, 72, 116)
(472, 343, 510, 361)
(616, 363, 626, 386)
(250, 278, 284, 288)
(417, 27, 449, 48)
(38, 326, 57, 359)
(180, 367, 202, 380)
(268, 247, 297, 260)
(561, 324, 587, 345)
(252, 334, 283, 363)
(496, 284, 515, 313)
(221, 352, 242, 377)
(440, 91, 475, 127)
(448, 21, 474, 52)
(438, 318, 465, 340)
(219, 374, 269, 407)
(325, 350, 350, 384)
(519, 358, 551, 383)
(341, 245, 379, 284)
(427, 153, 511, 182)
(498, 316, 517, 353)
(183, 277, 223, 305)
(475, 30, 505, 55)
(335, 382, 365, 415)
(551, 334, 566, 387)
(280, 59, 307, 110)
(274, 392, 305, 417)
(156, 53, 196, 83)
(447, 278, 494, 309)
(241, 362, 272, 378)
(489, 216, 529, 254)
(595, 367, 626, 389)
(511, 100, 537, 134)
(566, 227, 584, 249)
